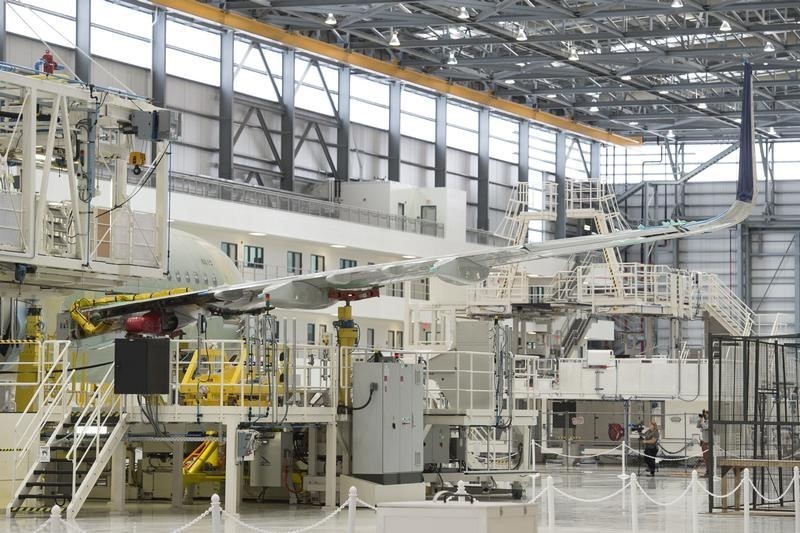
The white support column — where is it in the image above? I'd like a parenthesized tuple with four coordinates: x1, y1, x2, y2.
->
(109, 440, 126, 513)
(325, 422, 337, 508)
(308, 427, 318, 477)
(522, 425, 532, 470)
(154, 140, 169, 270)
(171, 441, 183, 507)
(21, 87, 36, 256)
(225, 421, 241, 515)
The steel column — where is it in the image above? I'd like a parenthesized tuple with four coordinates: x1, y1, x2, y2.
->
(555, 131, 567, 239)
(281, 50, 295, 191)
(336, 66, 350, 181)
(795, 232, 800, 334)
(518, 120, 529, 183)
(590, 141, 600, 180)
(75, 0, 90, 83)
(219, 30, 234, 180)
(478, 107, 490, 231)
(388, 81, 401, 182)
(737, 224, 752, 307)
(435, 95, 447, 187)
(152, 8, 166, 107)
(0, 0, 5, 62)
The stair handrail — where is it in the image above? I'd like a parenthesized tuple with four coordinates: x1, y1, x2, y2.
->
(66, 364, 115, 462)
(10, 340, 74, 512)
(13, 341, 74, 456)
(698, 273, 755, 336)
(65, 364, 120, 502)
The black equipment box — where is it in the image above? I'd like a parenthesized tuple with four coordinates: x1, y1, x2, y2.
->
(114, 337, 170, 394)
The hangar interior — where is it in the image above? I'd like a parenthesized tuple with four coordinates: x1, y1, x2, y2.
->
(0, 1, 799, 532)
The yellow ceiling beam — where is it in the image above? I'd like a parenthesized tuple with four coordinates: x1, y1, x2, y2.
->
(151, 0, 642, 147)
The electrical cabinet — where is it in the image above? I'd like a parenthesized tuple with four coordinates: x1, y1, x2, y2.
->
(351, 362, 424, 484)
(423, 425, 450, 464)
(114, 337, 170, 394)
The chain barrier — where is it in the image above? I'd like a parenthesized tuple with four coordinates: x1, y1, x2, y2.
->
(635, 478, 693, 507)
(552, 480, 632, 503)
(356, 498, 378, 511)
(171, 506, 213, 533)
(19, 468, 800, 533)
(221, 503, 348, 533)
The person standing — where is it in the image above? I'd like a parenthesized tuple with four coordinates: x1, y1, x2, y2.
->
(697, 410, 710, 476)
(641, 420, 660, 477)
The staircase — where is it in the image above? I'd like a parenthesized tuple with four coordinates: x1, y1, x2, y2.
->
(697, 273, 755, 336)
(7, 354, 127, 519)
(560, 311, 592, 358)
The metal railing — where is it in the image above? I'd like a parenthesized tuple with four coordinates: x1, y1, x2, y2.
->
(166, 172, 445, 238)
(9, 341, 73, 513)
(422, 351, 537, 415)
(698, 273, 755, 336)
(162, 339, 338, 422)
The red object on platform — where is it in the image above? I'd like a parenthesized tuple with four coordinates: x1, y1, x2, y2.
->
(125, 311, 163, 335)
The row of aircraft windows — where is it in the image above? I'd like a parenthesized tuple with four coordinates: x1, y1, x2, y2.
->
(220, 242, 355, 275)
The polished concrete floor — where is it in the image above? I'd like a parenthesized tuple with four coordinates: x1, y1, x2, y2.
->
(2, 466, 798, 532)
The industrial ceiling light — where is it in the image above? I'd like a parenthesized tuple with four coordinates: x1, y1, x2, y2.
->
(457, 6, 470, 19)
(629, 121, 639, 126)
(550, 60, 564, 67)
(249, 232, 266, 236)
(667, 129, 675, 138)
(658, 89, 669, 94)
(620, 74, 632, 81)
(515, 61, 527, 67)
(719, 20, 732, 32)
(589, 101, 599, 112)
(506, 79, 516, 85)
(546, 94, 558, 98)
(331, 244, 347, 248)
(568, 47, 579, 61)
(671, 0, 683, 8)
(768, 126, 777, 136)
(447, 51, 458, 65)
(324, 12, 337, 26)
(697, 102, 708, 109)
(763, 41, 775, 52)
(515, 26, 528, 41)
(389, 31, 400, 47)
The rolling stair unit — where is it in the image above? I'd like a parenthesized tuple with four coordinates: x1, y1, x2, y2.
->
(7, 358, 127, 519)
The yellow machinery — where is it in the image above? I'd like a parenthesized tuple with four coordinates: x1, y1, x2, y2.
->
(15, 305, 44, 412)
(178, 342, 287, 407)
(334, 303, 357, 406)
(182, 432, 225, 486)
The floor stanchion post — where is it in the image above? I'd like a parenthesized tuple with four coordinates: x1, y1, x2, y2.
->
(691, 469, 699, 533)
(630, 473, 638, 533)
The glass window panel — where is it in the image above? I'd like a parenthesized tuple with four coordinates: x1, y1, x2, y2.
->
(91, 0, 150, 34)
(166, 20, 220, 59)
(447, 125, 478, 152)
(351, 100, 389, 130)
(447, 102, 478, 130)
(297, 86, 336, 116)
(234, 68, 279, 101)
(401, 114, 435, 143)
(19, 0, 75, 16)
(7, 4, 76, 49)
(166, 48, 220, 86)
(351, 75, 389, 106)
(91, 27, 151, 69)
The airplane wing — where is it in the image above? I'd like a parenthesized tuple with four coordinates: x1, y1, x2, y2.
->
(85, 62, 757, 329)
